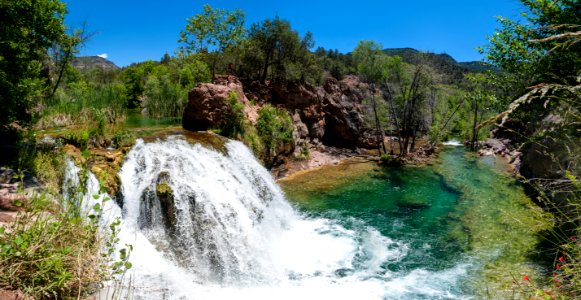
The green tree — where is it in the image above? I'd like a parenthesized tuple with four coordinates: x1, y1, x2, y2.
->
(241, 17, 319, 84)
(379, 53, 435, 156)
(179, 4, 245, 76)
(120, 60, 158, 108)
(464, 73, 497, 150)
(352, 41, 387, 155)
(169, 54, 211, 89)
(0, 0, 69, 143)
(481, 0, 580, 88)
(141, 57, 210, 119)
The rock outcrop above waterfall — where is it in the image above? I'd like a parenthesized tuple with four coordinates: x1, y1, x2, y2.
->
(183, 76, 255, 132)
(63, 144, 128, 198)
(182, 75, 378, 152)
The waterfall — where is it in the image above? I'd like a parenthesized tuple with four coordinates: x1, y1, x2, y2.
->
(65, 135, 472, 299)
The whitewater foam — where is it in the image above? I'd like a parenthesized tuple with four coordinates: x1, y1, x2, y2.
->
(64, 135, 473, 299)
(443, 140, 463, 146)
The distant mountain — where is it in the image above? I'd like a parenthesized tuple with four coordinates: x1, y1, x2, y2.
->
(71, 56, 119, 72)
(458, 61, 499, 73)
(381, 48, 495, 84)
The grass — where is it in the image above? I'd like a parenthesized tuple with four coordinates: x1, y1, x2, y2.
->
(0, 194, 104, 299)
(35, 82, 127, 131)
(0, 149, 132, 299)
(142, 75, 188, 119)
(516, 172, 581, 299)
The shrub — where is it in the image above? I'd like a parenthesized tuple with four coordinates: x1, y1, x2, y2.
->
(222, 92, 246, 138)
(256, 104, 294, 165)
(32, 151, 66, 195)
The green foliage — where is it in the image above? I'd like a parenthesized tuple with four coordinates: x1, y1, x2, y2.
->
(379, 50, 436, 155)
(32, 151, 67, 195)
(179, 4, 246, 54)
(143, 75, 186, 119)
(170, 55, 212, 89)
(63, 129, 90, 150)
(142, 56, 210, 119)
(37, 82, 127, 131)
(464, 73, 498, 149)
(479, 0, 580, 296)
(0, 186, 131, 299)
(313, 47, 353, 80)
(1, 209, 95, 298)
(179, 4, 246, 76)
(0, 0, 69, 143)
(241, 17, 320, 84)
(481, 0, 580, 87)
(112, 130, 135, 149)
(120, 60, 159, 108)
(353, 41, 385, 84)
(222, 92, 246, 138)
(256, 104, 294, 164)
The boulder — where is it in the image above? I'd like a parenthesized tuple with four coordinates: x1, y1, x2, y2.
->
(483, 138, 510, 155)
(267, 76, 375, 149)
(271, 82, 326, 140)
(517, 109, 578, 180)
(156, 171, 177, 230)
(520, 139, 569, 180)
(0, 212, 15, 223)
(138, 172, 179, 232)
(322, 76, 373, 148)
(182, 75, 248, 132)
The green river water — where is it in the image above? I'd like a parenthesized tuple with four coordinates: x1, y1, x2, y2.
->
(280, 145, 553, 298)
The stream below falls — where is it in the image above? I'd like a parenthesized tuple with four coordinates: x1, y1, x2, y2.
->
(71, 136, 551, 299)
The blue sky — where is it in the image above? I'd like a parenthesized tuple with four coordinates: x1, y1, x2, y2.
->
(64, 0, 526, 67)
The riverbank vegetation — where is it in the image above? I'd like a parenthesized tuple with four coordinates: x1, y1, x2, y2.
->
(477, 0, 580, 297)
(0, 0, 579, 298)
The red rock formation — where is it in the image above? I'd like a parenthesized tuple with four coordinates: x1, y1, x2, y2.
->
(182, 75, 380, 152)
(182, 75, 250, 132)
(322, 76, 377, 148)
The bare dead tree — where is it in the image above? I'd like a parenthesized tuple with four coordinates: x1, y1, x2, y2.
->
(48, 21, 95, 97)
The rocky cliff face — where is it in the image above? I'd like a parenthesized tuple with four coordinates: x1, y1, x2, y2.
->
(322, 76, 377, 148)
(182, 76, 253, 132)
(182, 75, 378, 154)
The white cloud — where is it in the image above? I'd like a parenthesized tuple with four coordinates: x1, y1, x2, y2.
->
(97, 53, 108, 59)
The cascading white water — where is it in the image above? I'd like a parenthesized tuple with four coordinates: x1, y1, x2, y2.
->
(66, 135, 473, 299)
(442, 140, 463, 146)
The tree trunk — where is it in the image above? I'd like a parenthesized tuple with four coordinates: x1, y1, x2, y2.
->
(410, 125, 416, 153)
(384, 85, 403, 156)
(370, 84, 386, 155)
(50, 42, 73, 97)
(260, 51, 272, 83)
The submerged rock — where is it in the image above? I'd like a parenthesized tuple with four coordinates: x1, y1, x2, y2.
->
(156, 171, 177, 230)
(396, 194, 431, 209)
